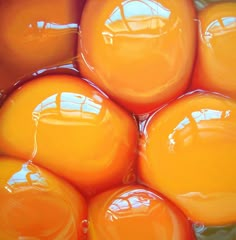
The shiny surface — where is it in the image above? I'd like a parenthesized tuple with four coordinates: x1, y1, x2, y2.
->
(78, 0, 196, 114)
(138, 91, 236, 225)
(88, 185, 195, 240)
(192, 2, 236, 98)
(0, 157, 87, 240)
(0, 0, 83, 93)
(0, 75, 138, 196)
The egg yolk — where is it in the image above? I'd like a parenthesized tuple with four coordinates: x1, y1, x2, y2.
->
(0, 0, 83, 92)
(88, 185, 195, 240)
(192, 2, 236, 99)
(0, 75, 138, 196)
(0, 157, 87, 240)
(78, 0, 197, 114)
(138, 91, 236, 225)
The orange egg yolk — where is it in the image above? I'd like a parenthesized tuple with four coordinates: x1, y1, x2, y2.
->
(0, 75, 138, 196)
(78, 0, 197, 114)
(192, 2, 236, 99)
(139, 91, 236, 225)
(0, 0, 83, 92)
(0, 157, 87, 240)
(88, 185, 195, 240)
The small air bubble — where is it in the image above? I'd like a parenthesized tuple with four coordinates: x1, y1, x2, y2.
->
(194, 223, 206, 233)
(81, 219, 89, 234)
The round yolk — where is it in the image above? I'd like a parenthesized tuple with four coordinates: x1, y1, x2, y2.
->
(78, 0, 197, 114)
(0, 0, 83, 92)
(138, 91, 236, 225)
(0, 157, 87, 240)
(0, 75, 138, 196)
(88, 185, 195, 240)
(192, 2, 236, 99)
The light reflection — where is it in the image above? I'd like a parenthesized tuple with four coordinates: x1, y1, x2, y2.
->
(1, 160, 79, 239)
(103, 0, 172, 43)
(168, 109, 231, 151)
(177, 192, 209, 200)
(5, 162, 49, 194)
(33, 63, 77, 76)
(33, 92, 103, 124)
(25, 21, 78, 42)
(106, 188, 158, 220)
(29, 21, 78, 31)
(204, 17, 236, 45)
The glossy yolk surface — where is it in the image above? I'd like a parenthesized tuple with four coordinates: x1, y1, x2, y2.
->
(192, 2, 236, 99)
(0, 157, 87, 240)
(88, 185, 195, 240)
(138, 91, 236, 225)
(78, 0, 197, 114)
(0, 75, 138, 196)
(0, 0, 83, 92)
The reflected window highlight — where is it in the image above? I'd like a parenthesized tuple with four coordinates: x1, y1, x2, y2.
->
(25, 21, 78, 42)
(168, 108, 231, 150)
(204, 17, 236, 44)
(33, 92, 103, 123)
(5, 163, 48, 194)
(30, 21, 78, 30)
(107, 189, 157, 220)
(191, 109, 228, 122)
(103, 0, 171, 43)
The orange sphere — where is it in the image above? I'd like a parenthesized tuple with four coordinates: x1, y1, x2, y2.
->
(138, 91, 236, 225)
(192, 2, 236, 98)
(78, 0, 197, 114)
(88, 185, 195, 240)
(0, 75, 138, 196)
(0, 0, 83, 92)
(0, 157, 86, 240)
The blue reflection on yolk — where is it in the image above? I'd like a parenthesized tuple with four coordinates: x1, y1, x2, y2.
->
(106, 188, 158, 221)
(25, 21, 78, 42)
(106, 0, 170, 24)
(168, 108, 231, 151)
(5, 163, 48, 194)
(103, 0, 171, 43)
(24, 21, 78, 43)
(33, 92, 102, 124)
(30, 21, 78, 30)
(204, 16, 236, 44)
